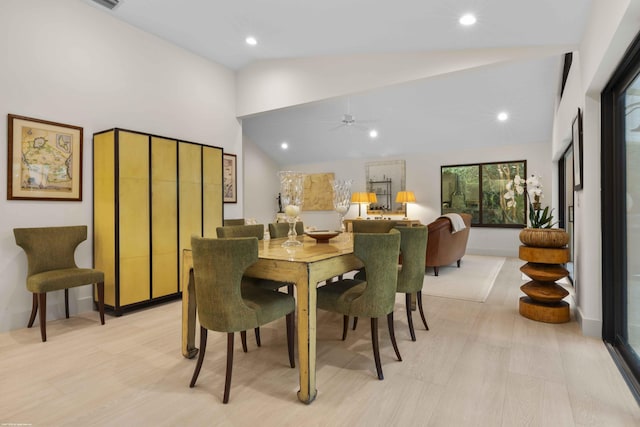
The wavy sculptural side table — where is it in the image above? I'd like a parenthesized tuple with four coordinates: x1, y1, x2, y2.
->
(518, 228, 570, 323)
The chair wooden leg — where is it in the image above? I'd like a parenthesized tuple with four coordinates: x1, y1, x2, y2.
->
(342, 315, 349, 341)
(27, 293, 38, 328)
(457, 259, 461, 268)
(286, 312, 295, 368)
(38, 293, 47, 342)
(405, 293, 416, 341)
(189, 326, 208, 388)
(434, 266, 439, 276)
(97, 282, 105, 325)
(223, 332, 234, 404)
(417, 291, 429, 331)
(371, 317, 383, 380)
(240, 331, 248, 353)
(254, 327, 261, 347)
(387, 312, 402, 361)
(352, 316, 358, 330)
(65, 289, 70, 319)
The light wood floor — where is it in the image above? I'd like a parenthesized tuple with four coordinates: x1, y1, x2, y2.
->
(2, 258, 639, 426)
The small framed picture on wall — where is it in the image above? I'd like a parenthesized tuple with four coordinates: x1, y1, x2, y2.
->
(223, 153, 237, 203)
(573, 108, 583, 191)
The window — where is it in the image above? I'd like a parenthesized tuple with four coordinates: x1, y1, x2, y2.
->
(441, 160, 527, 227)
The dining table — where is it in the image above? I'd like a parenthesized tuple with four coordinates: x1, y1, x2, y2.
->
(181, 233, 362, 404)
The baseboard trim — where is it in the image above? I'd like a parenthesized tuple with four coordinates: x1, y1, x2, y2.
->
(77, 295, 95, 314)
(467, 247, 518, 258)
(576, 306, 602, 338)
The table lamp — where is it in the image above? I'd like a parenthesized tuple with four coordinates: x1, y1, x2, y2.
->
(368, 192, 378, 208)
(395, 190, 416, 220)
(351, 192, 370, 219)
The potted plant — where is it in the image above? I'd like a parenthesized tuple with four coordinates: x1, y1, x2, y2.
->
(504, 174, 568, 248)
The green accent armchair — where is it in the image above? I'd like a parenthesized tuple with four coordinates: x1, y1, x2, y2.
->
(13, 226, 105, 342)
(189, 236, 295, 403)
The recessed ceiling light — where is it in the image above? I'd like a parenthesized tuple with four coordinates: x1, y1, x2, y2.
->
(369, 129, 378, 138)
(281, 142, 288, 150)
(459, 14, 477, 26)
(497, 112, 509, 122)
(245, 36, 257, 46)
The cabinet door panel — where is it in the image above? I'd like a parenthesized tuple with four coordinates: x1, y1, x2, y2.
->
(120, 256, 151, 305)
(151, 137, 178, 298)
(203, 146, 223, 237)
(93, 131, 117, 306)
(179, 143, 202, 288)
(118, 132, 150, 304)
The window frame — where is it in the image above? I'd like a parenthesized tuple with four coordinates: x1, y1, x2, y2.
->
(440, 160, 527, 228)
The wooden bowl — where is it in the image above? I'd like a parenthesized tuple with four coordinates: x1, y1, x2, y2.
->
(305, 231, 340, 243)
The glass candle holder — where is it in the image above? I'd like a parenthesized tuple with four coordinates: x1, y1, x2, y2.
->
(332, 179, 352, 233)
(278, 171, 305, 247)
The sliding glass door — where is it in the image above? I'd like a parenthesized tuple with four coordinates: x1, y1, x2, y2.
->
(623, 75, 640, 362)
(602, 31, 640, 399)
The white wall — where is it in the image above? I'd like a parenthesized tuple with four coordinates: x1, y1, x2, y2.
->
(255, 141, 552, 258)
(0, 0, 240, 332)
(243, 137, 281, 226)
(236, 46, 574, 118)
(550, 0, 640, 337)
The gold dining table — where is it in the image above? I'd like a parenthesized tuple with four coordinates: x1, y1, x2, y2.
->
(181, 234, 362, 404)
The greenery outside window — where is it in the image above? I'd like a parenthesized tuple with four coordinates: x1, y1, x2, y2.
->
(441, 160, 527, 227)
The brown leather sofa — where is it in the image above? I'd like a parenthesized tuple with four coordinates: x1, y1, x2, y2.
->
(425, 213, 472, 276)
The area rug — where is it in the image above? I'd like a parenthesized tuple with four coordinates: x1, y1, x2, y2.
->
(422, 255, 506, 302)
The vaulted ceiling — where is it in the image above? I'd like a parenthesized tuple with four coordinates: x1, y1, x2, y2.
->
(86, 0, 593, 164)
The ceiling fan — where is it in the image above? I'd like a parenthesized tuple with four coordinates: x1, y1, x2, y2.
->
(327, 99, 379, 133)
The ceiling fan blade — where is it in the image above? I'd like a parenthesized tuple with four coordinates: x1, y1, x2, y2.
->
(328, 124, 346, 131)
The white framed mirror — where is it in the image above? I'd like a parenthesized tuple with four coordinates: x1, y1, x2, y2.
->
(365, 160, 405, 215)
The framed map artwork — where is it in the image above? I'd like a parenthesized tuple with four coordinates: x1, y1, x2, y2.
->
(223, 153, 237, 203)
(7, 114, 83, 201)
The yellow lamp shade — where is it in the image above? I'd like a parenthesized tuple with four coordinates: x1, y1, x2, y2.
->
(351, 192, 370, 219)
(351, 192, 370, 204)
(395, 191, 416, 204)
(368, 193, 378, 203)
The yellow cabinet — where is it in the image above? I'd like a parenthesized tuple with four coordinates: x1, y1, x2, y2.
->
(93, 129, 222, 314)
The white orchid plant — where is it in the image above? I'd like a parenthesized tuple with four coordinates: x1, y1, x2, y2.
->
(504, 174, 556, 228)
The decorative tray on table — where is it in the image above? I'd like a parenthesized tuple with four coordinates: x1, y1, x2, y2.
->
(305, 230, 341, 243)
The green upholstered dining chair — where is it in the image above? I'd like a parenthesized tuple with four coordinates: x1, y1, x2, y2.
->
(216, 224, 292, 346)
(268, 221, 304, 239)
(351, 219, 397, 233)
(189, 236, 295, 403)
(216, 224, 264, 240)
(346, 219, 397, 295)
(395, 226, 429, 341)
(350, 226, 429, 341)
(216, 223, 291, 295)
(223, 218, 245, 226)
(13, 225, 105, 342)
(317, 229, 402, 380)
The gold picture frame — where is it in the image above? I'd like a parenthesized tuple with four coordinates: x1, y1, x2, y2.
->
(7, 114, 83, 201)
(223, 153, 237, 203)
